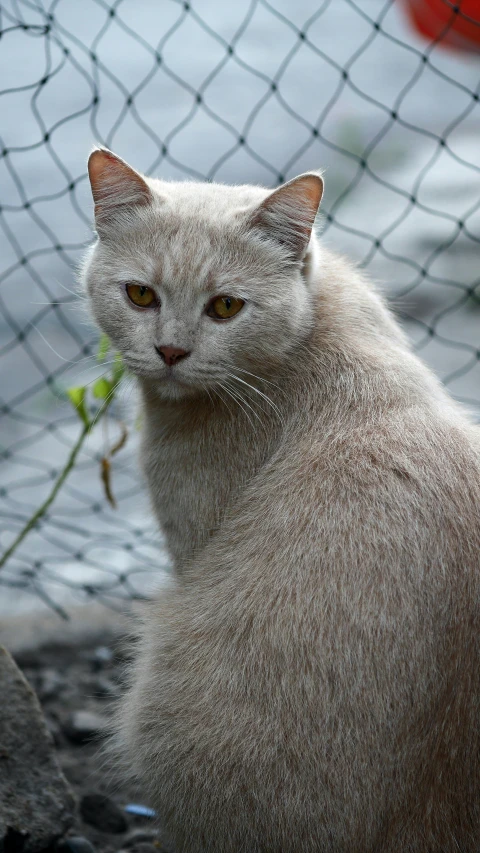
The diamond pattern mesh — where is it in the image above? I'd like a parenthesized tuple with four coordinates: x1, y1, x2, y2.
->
(1, 0, 479, 616)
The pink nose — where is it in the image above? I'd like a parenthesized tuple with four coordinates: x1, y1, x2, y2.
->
(155, 345, 190, 367)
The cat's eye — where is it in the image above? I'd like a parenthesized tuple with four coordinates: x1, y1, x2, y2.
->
(126, 282, 157, 308)
(207, 296, 244, 320)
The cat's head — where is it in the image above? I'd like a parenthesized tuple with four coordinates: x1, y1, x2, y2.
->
(82, 148, 323, 401)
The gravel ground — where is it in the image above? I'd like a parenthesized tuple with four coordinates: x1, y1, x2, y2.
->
(14, 637, 170, 853)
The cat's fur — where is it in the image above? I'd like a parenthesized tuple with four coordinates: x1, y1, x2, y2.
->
(84, 148, 480, 852)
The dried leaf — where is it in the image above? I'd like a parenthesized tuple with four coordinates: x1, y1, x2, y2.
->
(100, 456, 117, 509)
(110, 422, 128, 456)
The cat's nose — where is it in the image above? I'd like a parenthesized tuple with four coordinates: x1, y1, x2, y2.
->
(155, 345, 190, 367)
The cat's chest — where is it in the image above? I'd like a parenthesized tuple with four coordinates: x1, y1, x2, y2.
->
(140, 413, 255, 565)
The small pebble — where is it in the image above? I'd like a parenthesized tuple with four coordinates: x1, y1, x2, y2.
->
(119, 844, 158, 853)
(56, 836, 96, 853)
(38, 667, 64, 701)
(64, 710, 108, 744)
(90, 646, 113, 671)
(124, 828, 159, 846)
(94, 675, 119, 698)
(124, 804, 156, 818)
(80, 792, 128, 834)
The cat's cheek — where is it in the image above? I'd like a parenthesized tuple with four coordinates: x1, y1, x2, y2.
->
(88, 295, 113, 340)
(87, 291, 132, 358)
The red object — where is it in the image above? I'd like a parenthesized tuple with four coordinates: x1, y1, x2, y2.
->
(402, 0, 480, 52)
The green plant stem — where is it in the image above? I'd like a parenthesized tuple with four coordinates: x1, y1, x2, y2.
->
(0, 422, 90, 570)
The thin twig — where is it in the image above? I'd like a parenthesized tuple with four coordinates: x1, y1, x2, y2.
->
(0, 396, 116, 571)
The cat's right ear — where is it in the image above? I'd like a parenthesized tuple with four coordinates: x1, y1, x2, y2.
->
(88, 148, 152, 234)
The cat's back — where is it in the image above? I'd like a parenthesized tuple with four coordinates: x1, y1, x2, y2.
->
(217, 391, 480, 599)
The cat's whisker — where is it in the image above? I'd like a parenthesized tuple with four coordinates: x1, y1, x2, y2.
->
(224, 387, 256, 430)
(64, 352, 121, 376)
(113, 375, 137, 413)
(65, 353, 107, 373)
(197, 378, 216, 408)
(88, 377, 124, 430)
(204, 386, 219, 411)
(227, 372, 285, 428)
(70, 359, 123, 390)
(51, 277, 86, 300)
(211, 383, 236, 420)
(29, 323, 96, 366)
(191, 367, 229, 381)
(220, 380, 259, 430)
(225, 379, 264, 426)
(230, 366, 282, 392)
(216, 381, 245, 421)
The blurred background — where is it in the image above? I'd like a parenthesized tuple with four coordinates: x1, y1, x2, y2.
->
(1, 0, 479, 617)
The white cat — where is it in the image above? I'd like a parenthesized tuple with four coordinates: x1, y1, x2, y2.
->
(84, 147, 480, 852)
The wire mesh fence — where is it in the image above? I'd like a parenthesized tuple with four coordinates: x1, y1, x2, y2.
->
(1, 0, 479, 617)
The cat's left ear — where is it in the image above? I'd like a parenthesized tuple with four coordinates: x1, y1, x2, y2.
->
(250, 172, 323, 261)
(88, 147, 152, 232)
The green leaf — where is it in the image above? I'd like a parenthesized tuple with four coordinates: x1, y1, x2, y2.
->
(92, 377, 113, 400)
(66, 386, 89, 427)
(97, 334, 110, 362)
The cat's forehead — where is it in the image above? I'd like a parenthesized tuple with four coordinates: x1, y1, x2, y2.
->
(157, 228, 236, 294)
(148, 177, 268, 218)
(110, 179, 272, 292)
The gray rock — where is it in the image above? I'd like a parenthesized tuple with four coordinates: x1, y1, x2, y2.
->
(64, 710, 108, 744)
(56, 837, 96, 853)
(45, 714, 62, 748)
(123, 828, 159, 846)
(118, 844, 158, 853)
(0, 646, 76, 853)
(80, 793, 128, 834)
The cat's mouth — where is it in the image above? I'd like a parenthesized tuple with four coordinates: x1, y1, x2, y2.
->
(159, 366, 190, 385)
(156, 367, 200, 396)
(123, 354, 202, 398)
(122, 355, 193, 389)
